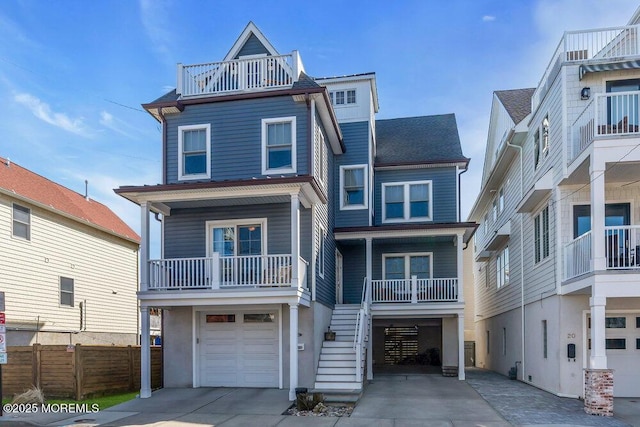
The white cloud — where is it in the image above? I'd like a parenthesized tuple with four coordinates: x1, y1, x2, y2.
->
(99, 110, 137, 140)
(14, 93, 91, 137)
(139, 0, 174, 61)
(482, 15, 496, 22)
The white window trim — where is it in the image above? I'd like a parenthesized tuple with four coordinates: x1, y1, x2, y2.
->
(382, 252, 434, 279)
(205, 218, 268, 257)
(12, 203, 31, 241)
(262, 116, 297, 175)
(59, 276, 74, 308)
(339, 164, 368, 210)
(318, 225, 325, 278)
(382, 180, 433, 223)
(178, 124, 211, 181)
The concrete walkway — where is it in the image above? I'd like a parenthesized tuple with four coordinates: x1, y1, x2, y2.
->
(0, 374, 507, 427)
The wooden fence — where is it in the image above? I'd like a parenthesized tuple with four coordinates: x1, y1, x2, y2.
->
(2, 344, 162, 400)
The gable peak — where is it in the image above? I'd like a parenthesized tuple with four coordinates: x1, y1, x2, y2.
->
(223, 21, 280, 61)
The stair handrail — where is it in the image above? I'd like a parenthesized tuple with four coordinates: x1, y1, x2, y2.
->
(353, 277, 369, 383)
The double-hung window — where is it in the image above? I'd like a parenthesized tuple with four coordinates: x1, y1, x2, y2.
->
(340, 165, 367, 209)
(382, 181, 432, 223)
(262, 117, 296, 174)
(178, 124, 210, 180)
(534, 205, 550, 263)
(12, 203, 31, 240)
(496, 246, 509, 288)
(60, 277, 74, 307)
(329, 89, 356, 106)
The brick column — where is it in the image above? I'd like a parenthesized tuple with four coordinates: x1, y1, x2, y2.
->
(584, 369, 613, 417)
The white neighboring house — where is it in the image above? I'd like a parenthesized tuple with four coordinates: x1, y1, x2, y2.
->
(0, 156, 141, 345)
(469, 7, 640, 414)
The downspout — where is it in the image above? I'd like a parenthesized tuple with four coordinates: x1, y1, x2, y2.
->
(505, 130, 525, 382)
(157, 109, 167, 184)
(457, 165, 468, 222)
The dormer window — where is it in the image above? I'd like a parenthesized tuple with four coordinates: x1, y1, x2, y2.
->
(329, 89, 356, 106)
(178, 124, 211, 180)
(262, 117, 297, 174)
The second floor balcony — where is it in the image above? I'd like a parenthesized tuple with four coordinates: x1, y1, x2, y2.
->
(176, 51, 304, 98)
(370, 277, 458, 303)
(570, 90, 640, 163)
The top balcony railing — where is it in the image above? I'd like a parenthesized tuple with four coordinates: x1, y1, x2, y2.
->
(177, 51, 303, 98)
(147, 253, 308, 291)
(370, 277, 458, 303)
(533, 25, 640, 109)
(570, 90, 640, 162)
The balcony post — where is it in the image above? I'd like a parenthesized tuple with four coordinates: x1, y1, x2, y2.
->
(456, 232, 464, 302)
(365, 238, 372, 288)
(140, 202, 150, 292)
(411, 275, 418, 303)
(176, 63, 183, 96)
(290, 193, 300, 288)
(288, 303, 299, 401)
(589, 295, 607, 369)
(590, 160, 606, 271)
(210, 252, 220, 289)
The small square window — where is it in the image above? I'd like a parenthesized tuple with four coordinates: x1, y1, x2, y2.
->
(347, 90, 356, 104)
(60, 277, 74, 307)
(335, 91, 345, 105)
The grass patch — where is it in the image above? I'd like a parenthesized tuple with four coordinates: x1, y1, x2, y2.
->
(3, 391, 138, 410)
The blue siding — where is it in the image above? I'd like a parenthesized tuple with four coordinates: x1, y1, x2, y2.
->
(235, 34, 270, 58)
(165, 97, 308, 184)
(340, 238, 457, 304)
(334, 121, 370, 228)
(163, 202, 312, 288)
(374, 167, 457, 225)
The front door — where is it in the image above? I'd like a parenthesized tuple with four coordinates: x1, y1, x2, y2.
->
(335, 250, 343, 304)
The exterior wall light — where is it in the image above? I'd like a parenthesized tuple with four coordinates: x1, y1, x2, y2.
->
(581, 87, 591, 100)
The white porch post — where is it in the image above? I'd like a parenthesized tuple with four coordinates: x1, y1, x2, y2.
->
(140, 306, 152, 398)
(589, 295, 607, 369)
(291, 193, 300, 288)
(458, 313, 465, 380)
(140, 202, 150, 291)
(456, 233, 464, 302)
(289, 303, 299, 400)
(590, 162, 606, 271)
(365, 238, 373, 380)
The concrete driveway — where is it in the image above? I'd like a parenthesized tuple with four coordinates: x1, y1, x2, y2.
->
(0, 375, 507, 426)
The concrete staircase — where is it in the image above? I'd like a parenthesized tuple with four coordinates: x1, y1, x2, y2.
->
(313, 304, 365, 400)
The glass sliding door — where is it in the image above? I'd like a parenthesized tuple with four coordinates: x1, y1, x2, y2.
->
(210, 221, 265, 285)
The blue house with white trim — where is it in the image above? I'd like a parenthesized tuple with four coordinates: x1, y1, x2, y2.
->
(116, 22, 475, 400)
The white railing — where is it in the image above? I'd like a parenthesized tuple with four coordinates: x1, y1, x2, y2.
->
(353, 277, 370, 383)
(564, 231, 592, 280)
(570, 90, 640, 163)
(605, 225, 640, 269)
(370, 277, 458, 303)
(533, 25, 640, 111)
(148, 254, 307, 289)
(177, 53, 297, 97)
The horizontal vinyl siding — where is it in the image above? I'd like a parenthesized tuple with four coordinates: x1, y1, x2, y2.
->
(164, 204, 292, 258)
(0, 195, 138, 336)
(338, 243, 366, 304)
(165, 97, 308, 183)
(335, 121, 370, 228)
(374, 167, 457, 225)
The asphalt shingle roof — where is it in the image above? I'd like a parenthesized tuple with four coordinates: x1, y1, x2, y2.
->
(0, 157, 139, 243)
(494, 88, 535, 125)
(374, 114, 468, 165)
(292, 72, 321, 89)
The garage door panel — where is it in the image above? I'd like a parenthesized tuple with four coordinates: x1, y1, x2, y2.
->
(199, 311, 279, 388)
(600, 313, 640, 397)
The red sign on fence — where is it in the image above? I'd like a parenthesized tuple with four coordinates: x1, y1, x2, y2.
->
(0, 313, 5, 324)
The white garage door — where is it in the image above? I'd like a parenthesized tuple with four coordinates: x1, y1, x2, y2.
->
(604, 314, 639, 397)
(199, 312, 279, 387)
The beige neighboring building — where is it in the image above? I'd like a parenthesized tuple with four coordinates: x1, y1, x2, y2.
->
(463, 242, 476, 365)
(0, 157, 140, 345)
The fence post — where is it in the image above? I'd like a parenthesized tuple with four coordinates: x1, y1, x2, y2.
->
(74, 344, 83, 400)
(32, 344, 41, 389)
(128, 345, 134, 391)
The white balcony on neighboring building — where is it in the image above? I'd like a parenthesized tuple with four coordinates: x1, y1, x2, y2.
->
(176, 52, 304, 98)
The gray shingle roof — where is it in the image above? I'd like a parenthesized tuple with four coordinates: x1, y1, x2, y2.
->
(292, 72, 321, 89)
(494, 88, 535, 125)
(375, 114, 468, 166)
(149, 89, 179, 104)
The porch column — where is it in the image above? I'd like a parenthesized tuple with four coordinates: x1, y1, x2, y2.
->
(291, 193, 300, 288)
(365, 238, 373, 380)
(288, 303, 299, 400)
(589, 295, 607, 369)
(590, 162, 606, 271)
(140, 306, 152, 398)
(456, 233, 464, 302)
(140, 201, 150, 291)
(458, 313, 465, 380)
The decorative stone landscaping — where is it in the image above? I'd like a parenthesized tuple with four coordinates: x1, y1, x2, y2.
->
(286, 403, 353, 417)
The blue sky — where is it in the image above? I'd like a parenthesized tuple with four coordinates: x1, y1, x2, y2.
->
(0, 0, 638, 256)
